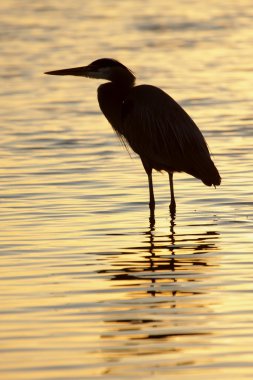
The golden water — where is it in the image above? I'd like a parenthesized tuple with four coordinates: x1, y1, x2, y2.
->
(1, 0, 253, 379)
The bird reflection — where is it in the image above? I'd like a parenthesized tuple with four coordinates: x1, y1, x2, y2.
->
(101, 214, 219, 297)
(147, 213, 176, 297)
(99, 216, 220, 365)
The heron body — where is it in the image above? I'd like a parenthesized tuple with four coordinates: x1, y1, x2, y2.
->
(45, 58, 221, 219)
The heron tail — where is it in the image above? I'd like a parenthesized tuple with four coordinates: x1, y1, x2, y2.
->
(200, 160, 221, 187)
(186, 158, 221, 187)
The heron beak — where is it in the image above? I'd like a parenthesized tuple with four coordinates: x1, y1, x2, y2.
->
(44, 65, 93, 77)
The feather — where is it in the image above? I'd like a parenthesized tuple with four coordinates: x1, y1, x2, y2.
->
(121, 85, 221, 186)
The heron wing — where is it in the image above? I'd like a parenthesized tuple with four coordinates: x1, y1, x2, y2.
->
(121, 84, 219, 184)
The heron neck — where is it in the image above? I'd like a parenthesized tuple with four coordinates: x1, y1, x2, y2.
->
(111, 70, 135, 88)
(97, 82, 132, 130)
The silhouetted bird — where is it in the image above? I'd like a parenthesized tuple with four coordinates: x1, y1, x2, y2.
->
(45, 58, 221, 219)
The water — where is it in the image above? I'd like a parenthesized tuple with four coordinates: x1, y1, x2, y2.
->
(1, 0, 253, 379)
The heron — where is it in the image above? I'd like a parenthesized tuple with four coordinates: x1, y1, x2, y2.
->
(45, 58, 221, 219)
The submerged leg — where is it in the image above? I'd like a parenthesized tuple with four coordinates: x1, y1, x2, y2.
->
(169, 172, 176, 214)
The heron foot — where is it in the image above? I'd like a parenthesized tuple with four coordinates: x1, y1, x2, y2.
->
(149, 202, 155, 219)
(169, 201, 176, 217)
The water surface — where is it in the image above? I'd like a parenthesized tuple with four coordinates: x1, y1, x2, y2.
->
(1, 1, 253, 379)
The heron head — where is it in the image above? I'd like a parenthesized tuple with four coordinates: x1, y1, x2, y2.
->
(45, 58, 135, 85)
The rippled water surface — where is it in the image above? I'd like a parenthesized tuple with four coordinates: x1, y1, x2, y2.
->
(1, 0, 253, 379)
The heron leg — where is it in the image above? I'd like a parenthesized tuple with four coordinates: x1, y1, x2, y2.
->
(147, 170, 155, 214)
(142, 160, 155, 220)
(169, 172, 176, 214)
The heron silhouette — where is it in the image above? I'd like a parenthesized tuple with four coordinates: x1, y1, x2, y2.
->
(45, 58, 221, 219)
